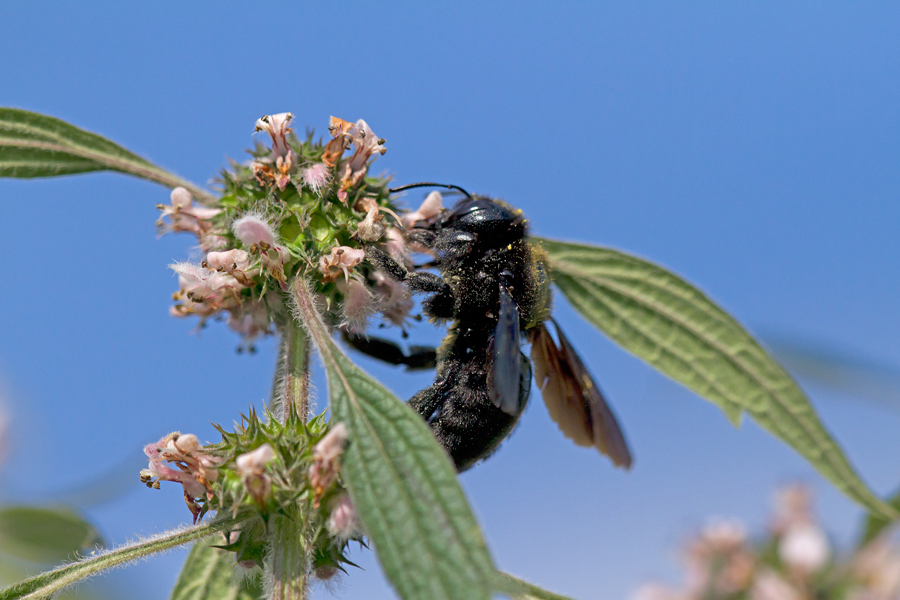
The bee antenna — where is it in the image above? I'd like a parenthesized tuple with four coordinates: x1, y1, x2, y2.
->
(388, 182, 473, 200)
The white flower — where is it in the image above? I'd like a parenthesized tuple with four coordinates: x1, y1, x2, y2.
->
(779, 522, 829, 573)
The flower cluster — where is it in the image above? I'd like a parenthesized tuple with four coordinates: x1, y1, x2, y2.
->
(633, 485, 900, 600)
(140, 410, 360, 576)
(157, 112, 422, 346)
(140, 432, 222, 522)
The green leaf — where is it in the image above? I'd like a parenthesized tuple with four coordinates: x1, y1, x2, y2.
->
(170, 541, 261, 600)
(0, 517, 239, 600)
(0, 506, 103, 564)
(536, 237, 894, 520)
(0, 108, 215, 203)
(859, 488, 900, 547)
(496, 573, 576, 600)
(291, 279, 496, 600)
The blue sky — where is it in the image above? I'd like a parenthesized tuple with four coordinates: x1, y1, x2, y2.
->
(0, 3, 898, 599)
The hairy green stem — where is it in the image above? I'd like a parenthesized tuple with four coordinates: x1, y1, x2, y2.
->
(0, 517, 241, 600)
(265, 510, 309, 600)
(273, 315, 311, 423)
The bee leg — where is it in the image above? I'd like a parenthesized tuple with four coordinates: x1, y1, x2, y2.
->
(365, 246, 450, 294)
(405, 228, 437, 248)
(341, 331, 437, 370)
(407, 359, 459, 421)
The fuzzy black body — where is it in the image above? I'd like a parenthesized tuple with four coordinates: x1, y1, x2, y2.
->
(365, 197, 550, 470)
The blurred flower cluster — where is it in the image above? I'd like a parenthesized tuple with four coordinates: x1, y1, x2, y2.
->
(140, 409, 360, 579)
(157, 112, 419, 348)
(634, 485, 900, 600)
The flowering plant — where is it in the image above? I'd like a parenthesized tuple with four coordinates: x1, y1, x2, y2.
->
(635, 486, 900, 600)
(0, 108, 895, 600)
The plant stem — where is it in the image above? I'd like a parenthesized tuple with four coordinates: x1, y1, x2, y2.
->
(0, 517, 240, 600)
(273, 315, 310, 424)
(265, 509, 309, 600)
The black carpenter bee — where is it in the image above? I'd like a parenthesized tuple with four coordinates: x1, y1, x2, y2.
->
(347, 184, 632, 471)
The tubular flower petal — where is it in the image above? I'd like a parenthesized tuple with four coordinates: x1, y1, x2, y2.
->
(233, 214, 277, 247)
(254, 112, 294, 161)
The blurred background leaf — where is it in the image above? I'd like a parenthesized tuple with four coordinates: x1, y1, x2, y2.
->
(0, 506, 103, 564)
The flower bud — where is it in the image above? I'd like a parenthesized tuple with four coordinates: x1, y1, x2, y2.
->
(236, 443, 275, 506)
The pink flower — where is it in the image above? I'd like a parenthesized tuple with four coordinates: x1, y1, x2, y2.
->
(254, 112, 294, 162)
(172, 262, 246, 302)
(140, 432, 222, 522)
(750, 570, 801, 600)
(205, 249, 251, 270)
(199, 234, 229, 252)
(236, 443, 275, 474)
(226, 298, 272, 342)
(853, 539, 900, 597)
(318, 246, 366, 283)
(274, 153, 293, 191)
(205, 249, 256, 286)
(684, 520, 754, 595)
(337, 279, 375, 334)
(232, 215, 290, 282)
(309, 423, 349, 507)
(338, 119, 386, 193)
(402, 191, 443, 227)
(301, 163, 332, 195)
(326, 494, 359, 542)
(156, 187, 223, 237)
(233, 214, 277, 247)
(316, 423, 349, 463)
(779, 522, 830, 573)
(382, 227, 411, 267)
(370, 270, 413, 328)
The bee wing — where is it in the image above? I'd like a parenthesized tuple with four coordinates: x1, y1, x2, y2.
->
(530, 320, 633, 469)
(488, 283, 524, 415)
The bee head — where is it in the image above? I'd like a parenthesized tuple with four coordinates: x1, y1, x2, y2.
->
(439, 196, 525, 244)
